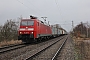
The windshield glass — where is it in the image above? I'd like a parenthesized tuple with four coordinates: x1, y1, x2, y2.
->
(21, 20, 34, 26)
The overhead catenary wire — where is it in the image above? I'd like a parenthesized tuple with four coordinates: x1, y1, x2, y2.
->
(54, 0, 64, 20)
(16, 0, 41, 16)
(26, 0, 43, 13)
(25, 0, 50, 23)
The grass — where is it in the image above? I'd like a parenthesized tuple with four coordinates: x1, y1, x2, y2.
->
(73, 36, 90, 60)
(0, 40, 22, 47)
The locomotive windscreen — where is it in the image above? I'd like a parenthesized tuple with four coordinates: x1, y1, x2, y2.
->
(20, 20, 34, 26)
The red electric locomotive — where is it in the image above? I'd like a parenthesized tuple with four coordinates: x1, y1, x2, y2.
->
(18, 16, 52, 43)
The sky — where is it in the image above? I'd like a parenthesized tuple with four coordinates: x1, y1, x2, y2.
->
(0, 0, 90, 32)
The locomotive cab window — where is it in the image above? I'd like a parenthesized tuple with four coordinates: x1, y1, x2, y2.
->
(28, 21, 34, 26)
(21, 20, 34, 26)
(21, 21, 27, 26)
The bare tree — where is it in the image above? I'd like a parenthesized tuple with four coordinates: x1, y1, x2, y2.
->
(73, 22, 90, 38)
(0, 19, 18, 41)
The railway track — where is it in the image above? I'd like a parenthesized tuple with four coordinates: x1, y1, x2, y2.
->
(0, 43, 26, 53)
(52, 36, 67, 60)
(12, 35, 68, 60)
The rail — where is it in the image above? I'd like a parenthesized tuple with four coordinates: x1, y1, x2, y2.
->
(0, 43, 26, 53)
(51, 37, 68, 60)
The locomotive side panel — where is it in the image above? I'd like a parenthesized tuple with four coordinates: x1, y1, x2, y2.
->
(37, 22, 52, 37)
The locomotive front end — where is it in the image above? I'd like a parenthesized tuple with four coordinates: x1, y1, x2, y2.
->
(18, 19, 35, 43)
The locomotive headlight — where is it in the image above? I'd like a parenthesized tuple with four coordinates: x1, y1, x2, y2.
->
(20, 32, 22, 34)
(31, 32, 33, 34)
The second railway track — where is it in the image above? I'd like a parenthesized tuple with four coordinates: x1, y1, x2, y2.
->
(0, 43, 27, 53)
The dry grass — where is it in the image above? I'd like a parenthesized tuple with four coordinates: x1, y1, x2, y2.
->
(73, 36, 90, 40)
(73, 37, 90, 60)
(0, 40, 22, 47)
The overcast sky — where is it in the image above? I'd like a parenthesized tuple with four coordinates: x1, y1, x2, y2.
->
(0, 0, 90, 31)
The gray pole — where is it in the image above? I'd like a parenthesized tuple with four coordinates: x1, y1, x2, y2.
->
(72, 21, 74, 33)
(87, 22, 88, 38)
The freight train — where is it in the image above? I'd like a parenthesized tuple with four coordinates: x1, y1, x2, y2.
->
(18, 16, 67, 43)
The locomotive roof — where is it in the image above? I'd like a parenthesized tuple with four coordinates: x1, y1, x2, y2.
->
(21, 19, 35, 21)
(21, 19, 50, 26)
